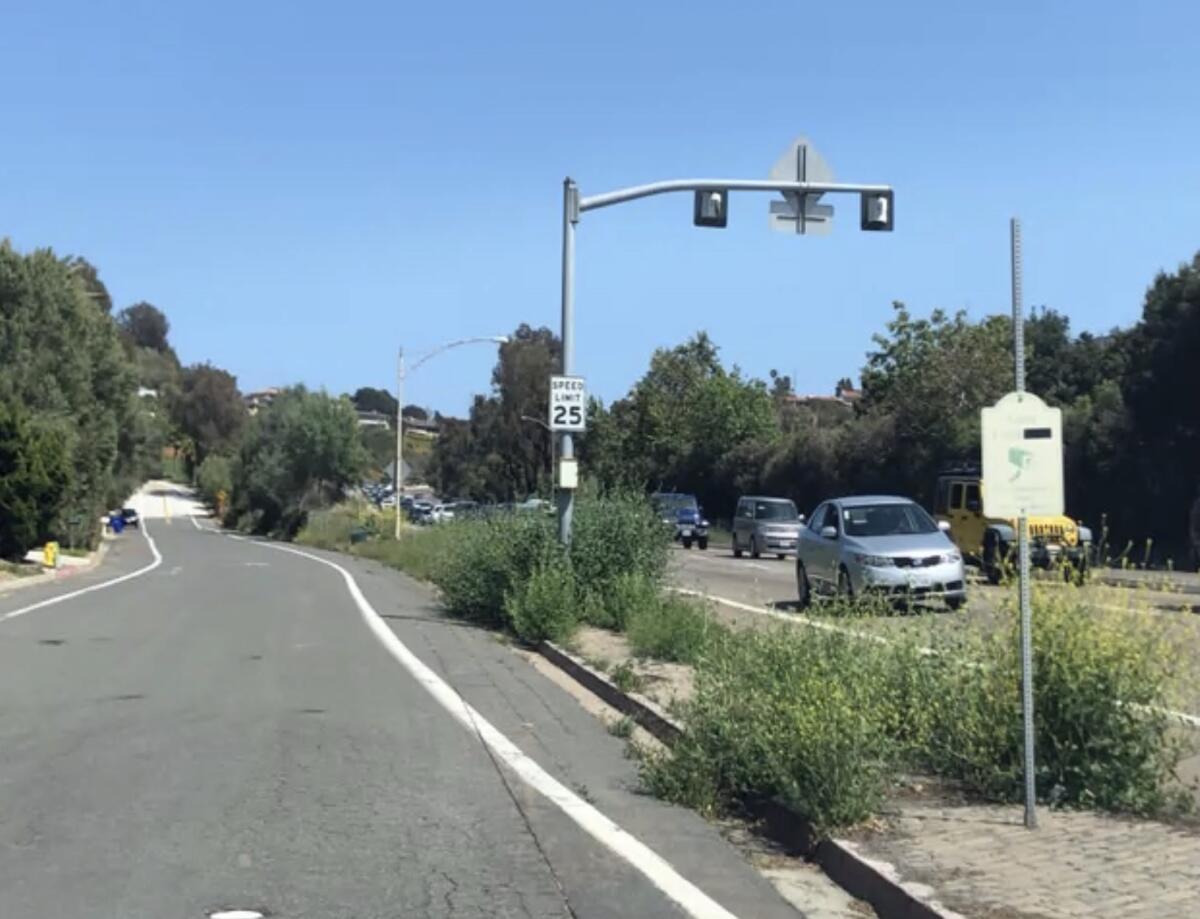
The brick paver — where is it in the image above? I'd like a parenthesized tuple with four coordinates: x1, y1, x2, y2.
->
(856, 801, 1200, 918)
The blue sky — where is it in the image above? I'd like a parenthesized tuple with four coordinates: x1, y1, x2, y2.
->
(3, 1, 1198, 414)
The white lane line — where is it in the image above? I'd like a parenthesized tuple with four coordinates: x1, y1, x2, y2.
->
(190, 514, 204, 530)
(678, 588, 1200, 730)
(0, 521, 162, 623)
(243, 538, 739, 919)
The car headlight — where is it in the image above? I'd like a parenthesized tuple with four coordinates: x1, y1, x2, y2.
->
(854, 553, 895, 568)
(946, 551, 963, 563)
(700, 519, 709, 527)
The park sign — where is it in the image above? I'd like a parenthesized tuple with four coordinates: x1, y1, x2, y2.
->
(549, 375, 587, 433)
(981, 391, 1064, 518)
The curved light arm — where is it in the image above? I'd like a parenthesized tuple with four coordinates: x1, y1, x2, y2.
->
(408, 335, 509, 375)
(580, 178, 892, 213)
(520, 414, 551, 432)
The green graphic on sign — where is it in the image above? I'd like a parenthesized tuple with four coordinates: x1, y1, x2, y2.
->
(1008, 447, 1034, 482)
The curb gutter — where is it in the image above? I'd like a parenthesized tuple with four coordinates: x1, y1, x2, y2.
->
(0, 541, 110, 597)
(537, 639, 964, 919)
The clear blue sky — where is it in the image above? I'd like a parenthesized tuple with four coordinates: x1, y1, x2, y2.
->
(3, 1, 1198, 414)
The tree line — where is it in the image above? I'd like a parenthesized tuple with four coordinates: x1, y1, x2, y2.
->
(432, 253, 1200, 565)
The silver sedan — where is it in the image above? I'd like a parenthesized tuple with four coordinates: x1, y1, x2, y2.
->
(795, 495, 966, 610)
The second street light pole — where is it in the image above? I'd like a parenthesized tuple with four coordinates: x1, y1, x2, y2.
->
(394, 347, 405, 539)
(558, 178, 578, 545)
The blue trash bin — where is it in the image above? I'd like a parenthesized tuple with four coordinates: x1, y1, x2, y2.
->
(110, 514, 126, 534)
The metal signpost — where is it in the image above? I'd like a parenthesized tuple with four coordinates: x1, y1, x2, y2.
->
(557, 137, 894, 544)
(980, 218, 1060, 829)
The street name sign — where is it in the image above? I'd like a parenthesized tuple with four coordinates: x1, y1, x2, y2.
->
(769, 136, 835, 235)
(981, 391, 1064, 518)
(549, 375, 587, 432)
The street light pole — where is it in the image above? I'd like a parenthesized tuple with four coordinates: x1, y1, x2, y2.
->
(558, 179, 579, 544)
(392, 335, 509, 540)
(394, 347, 405, 539)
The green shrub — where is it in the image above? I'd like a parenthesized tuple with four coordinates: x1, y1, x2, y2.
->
(921, 592, 1195, 815)
(570, 491, 670, 592)
(626, 593, 722, 664)
(432, 511, 556, 627)
(641, 625, 897, 831)
(579, 571, 661, 631)
(503, 549, 577, 642)
(610, 660, 644, 694)
(295, 504, 364, 549)
(195, 454, 233, 510)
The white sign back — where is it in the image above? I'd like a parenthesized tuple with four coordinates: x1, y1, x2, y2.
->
(981, 392, 1064, 518)
(769, 136, 834, 235)
(549, 375, 587, 432)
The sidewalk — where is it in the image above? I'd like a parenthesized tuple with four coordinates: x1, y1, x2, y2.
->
(856, 795, 1200, 918)
(1094, 566, 1200, 596)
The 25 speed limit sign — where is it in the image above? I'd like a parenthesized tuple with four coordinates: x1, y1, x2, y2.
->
(549, 375, 587, 432)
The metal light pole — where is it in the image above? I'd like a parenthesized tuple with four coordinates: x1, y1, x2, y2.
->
(557, 163, 893, 544)
(521, 414, 555, 498)
(1011, 217, 1038, 829)
(393, 335, 509, 539)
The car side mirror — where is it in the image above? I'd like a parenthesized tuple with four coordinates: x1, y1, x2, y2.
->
(797, 514, 806, 524)
(966, 499, 982, 513)
(938, 520, 952, 533)
(821, 525, 838, 540)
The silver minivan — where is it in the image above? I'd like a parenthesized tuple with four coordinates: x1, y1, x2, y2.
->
(732, 496, 804, 559)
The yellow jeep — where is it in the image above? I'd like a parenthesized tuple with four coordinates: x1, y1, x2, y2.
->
(933, 468, 1093, 584)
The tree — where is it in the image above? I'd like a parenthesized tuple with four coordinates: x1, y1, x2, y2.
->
(171, 364, 246, 470)
(859, 302, 1010, 501)
(116, 302, 172, 354)
(228, 387, 366, 535)
(63, 256, 112, 314)
(430, 324, 561, 500)
(0, 404, 72, 558)
(402, 404, 428, 421)
(350, 386, 398, 420)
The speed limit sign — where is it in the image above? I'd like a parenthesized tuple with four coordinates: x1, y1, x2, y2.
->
(549, 375, 587, 432)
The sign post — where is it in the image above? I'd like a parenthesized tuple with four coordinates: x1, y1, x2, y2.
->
(980, 217, 1058, 830)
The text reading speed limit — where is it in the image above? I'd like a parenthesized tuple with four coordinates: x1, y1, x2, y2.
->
(549, 375, 587, 432)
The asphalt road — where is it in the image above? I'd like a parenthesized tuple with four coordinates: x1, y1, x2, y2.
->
(0, 491, 808, 919)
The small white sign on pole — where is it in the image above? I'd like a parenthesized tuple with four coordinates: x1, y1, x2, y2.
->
(549, 375, 587, 432)
(981, 391, 1064, 518)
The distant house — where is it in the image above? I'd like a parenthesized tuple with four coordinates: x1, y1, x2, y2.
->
(782, 381, 861, 428)
(402, 413, 440, 438)
(244, 387, 280, 415)
(137, 386, 158, 399)
(356, 409, 391, 430)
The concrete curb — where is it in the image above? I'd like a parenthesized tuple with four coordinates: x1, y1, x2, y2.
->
(537, 639, 962, 919)
(0, 542, 110, 597)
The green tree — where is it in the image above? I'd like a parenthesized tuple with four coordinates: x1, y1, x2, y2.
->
(171, 363, 246, 471)
(0, 404, 72, 558)
(350, 386, 398, 420)
(228, 387, 366, 536)
(116, 302, 172, 354)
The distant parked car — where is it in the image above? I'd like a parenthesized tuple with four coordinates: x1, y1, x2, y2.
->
(732, 496, 802, 559)
(795, 495, 966, 610)
(651, 492, 709, 550)
(120, 507, 140, 529)
(430, 503, 456, 523)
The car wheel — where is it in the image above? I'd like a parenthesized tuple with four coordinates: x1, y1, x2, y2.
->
(985, 565, 1002, 585)
(796, 561, 811, 609)
(682, 539, 692, 549)
(698, 537, 708, 550)
(946, 595, 966, 611)
(776, 553, 786, 560)
(732, 535, 743, 558)
(750, 537, 761, 560)
(837, 566, 854, 599)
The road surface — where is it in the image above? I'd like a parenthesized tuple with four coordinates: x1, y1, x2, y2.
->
(0, 485, 813, 919)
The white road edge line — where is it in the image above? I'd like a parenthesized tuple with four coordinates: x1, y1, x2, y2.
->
(0, 520, 162, 623)
(190, 514, 204, 530)
(243, 538, 740, 919)
(677, 587, 1200, 731)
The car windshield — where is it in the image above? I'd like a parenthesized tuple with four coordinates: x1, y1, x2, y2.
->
(755, 500, 797, 520)
(654, 494, 697, 513)
(842, 502, 939, 537)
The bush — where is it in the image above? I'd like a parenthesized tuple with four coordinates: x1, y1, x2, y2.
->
(195, 454, 233, 510)
(431, 511, 556, 627)
(921, 592, 1195, 815)
(0, 405, 72, 559)
(570, 491, 670, 592)
(641, 625, 898, 830)
(578, 571, 660, 631)
(626, 593, 722, 664)
(504, 548, 578, 642)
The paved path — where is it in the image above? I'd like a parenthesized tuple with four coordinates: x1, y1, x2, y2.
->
(856, 799, 1200, 919)
(0, 497, 811, 918)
